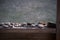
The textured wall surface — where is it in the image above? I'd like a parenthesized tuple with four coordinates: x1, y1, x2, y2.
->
(0, 0, 56, 23)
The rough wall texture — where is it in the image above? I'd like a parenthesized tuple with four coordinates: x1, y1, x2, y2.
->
(0, 0, 56, 23)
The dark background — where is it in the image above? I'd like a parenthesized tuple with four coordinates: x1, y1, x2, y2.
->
(57, 0, 60, 40)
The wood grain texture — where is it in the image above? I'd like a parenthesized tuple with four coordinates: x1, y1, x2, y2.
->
(0, 29, 56, 40)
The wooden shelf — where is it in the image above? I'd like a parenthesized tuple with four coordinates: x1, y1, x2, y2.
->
(0, 28, 56, 33)
(0, 28, 56, 40)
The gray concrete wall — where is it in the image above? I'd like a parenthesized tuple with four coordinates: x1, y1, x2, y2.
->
(0, 0, 56, 23)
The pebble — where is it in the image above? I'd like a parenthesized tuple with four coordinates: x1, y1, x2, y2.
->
(0, 21, 55, 29)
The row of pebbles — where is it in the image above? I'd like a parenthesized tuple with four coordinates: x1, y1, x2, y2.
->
(0, 22, 51, 29)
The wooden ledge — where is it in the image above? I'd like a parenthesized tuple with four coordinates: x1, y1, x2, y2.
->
(0, 28, 56, 33)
